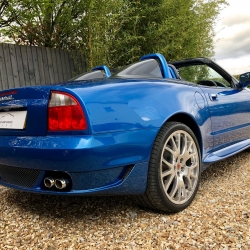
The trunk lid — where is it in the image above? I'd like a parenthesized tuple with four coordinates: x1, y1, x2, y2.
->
(0, 86, 51, 136)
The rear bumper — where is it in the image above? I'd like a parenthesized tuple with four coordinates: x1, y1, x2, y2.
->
(0, 129, 157, 195)
(0, 162, 148, 195)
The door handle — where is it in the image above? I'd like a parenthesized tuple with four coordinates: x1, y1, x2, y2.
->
(209, 93, 218, 101)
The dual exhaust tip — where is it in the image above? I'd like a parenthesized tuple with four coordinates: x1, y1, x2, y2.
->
(44, 177, 69, 189)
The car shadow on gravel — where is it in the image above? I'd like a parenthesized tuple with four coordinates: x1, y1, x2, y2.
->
(3, 150, 248, 220)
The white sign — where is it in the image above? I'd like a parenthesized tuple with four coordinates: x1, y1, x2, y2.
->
(0, 111, 27, 129)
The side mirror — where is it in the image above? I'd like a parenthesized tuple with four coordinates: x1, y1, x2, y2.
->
(238, 72, 250, 88)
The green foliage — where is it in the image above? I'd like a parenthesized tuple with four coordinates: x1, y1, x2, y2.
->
(106, 0, 228, 67)
(179, 66, 210, 83)
(1, 0, 87, 48)
(141, 0, 227, 60)
(80, 0, 129, 68)
(178, 64, 231, 87)
(0, 0, 19, 28)
(0, 0, 228, 69)
(234, 75, 240, 80)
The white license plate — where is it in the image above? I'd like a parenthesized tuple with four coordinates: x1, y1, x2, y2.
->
(0, 111, 27, 129)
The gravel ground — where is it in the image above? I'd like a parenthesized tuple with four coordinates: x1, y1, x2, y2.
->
(0, 150, 250, 250)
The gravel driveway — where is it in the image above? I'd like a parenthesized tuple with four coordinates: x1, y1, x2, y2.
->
(1, 150, 250, 249)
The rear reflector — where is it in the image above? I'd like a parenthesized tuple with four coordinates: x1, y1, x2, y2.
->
(48, 91, 87, 131)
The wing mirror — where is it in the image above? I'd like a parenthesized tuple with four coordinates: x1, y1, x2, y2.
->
(238, 72, 250, 88)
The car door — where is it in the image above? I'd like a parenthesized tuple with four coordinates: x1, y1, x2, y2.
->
(174, 60, 250, 151)
(199, 86, 250, 150)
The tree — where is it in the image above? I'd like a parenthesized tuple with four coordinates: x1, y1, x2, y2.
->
(106, 0, 228, 66)
(152, 0, 228, 61)
(79, 0, 128, 68)
(0, 0, 19, 28)
(0, 0, 228, 69)
(1, 0, 87, 48)
(106, 0, 163, 67)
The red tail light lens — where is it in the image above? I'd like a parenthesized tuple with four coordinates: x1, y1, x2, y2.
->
(48, 91, 87, 131)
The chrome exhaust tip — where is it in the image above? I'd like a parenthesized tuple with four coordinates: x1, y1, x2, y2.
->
(55, 178, 69, 189)
(44, 177, 55, 188)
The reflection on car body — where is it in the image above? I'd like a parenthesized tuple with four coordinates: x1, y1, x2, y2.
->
(0, 53, 250, 212)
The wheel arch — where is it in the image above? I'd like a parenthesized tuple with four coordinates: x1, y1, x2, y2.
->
(164, 113, 203, 155)
(136, 114, 202, 212)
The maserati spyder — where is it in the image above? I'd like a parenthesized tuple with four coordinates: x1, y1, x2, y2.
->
(0, 53, 249, 212)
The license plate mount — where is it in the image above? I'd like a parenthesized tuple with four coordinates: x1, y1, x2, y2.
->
(0, 111, 27, 129)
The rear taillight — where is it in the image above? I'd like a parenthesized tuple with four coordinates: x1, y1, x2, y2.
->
(48, 91, 87, 131)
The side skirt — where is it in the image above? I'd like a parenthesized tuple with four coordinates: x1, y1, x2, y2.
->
(203, 138, 250, 163)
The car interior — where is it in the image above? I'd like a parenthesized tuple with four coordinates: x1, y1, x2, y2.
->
(70, 54, 234, 89)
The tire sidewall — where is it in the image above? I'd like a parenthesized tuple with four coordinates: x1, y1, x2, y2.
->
(152, 122, 201, 212)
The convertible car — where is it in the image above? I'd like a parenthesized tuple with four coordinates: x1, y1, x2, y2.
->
(0, 53, 250, 213)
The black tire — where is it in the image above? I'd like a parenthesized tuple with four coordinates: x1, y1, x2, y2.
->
(136, 122, 201, 213)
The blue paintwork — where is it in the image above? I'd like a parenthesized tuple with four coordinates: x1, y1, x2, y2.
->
(0, 162, 148, 195)
(204, 139, 250, 162)
(198, 87, 250, 151)
(0, 86, 51, 136)
(168, 67, 177, 79)
(238, 72, 250, 88)
(91, 65, 111, 78)
(1, 53, 250, 196)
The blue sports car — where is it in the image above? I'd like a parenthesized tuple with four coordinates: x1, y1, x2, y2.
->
(0, 53, 250, 212)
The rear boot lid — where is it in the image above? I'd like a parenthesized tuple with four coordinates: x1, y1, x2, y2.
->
(0, 86, 51, 136)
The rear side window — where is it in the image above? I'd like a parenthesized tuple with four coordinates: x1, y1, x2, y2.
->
(70, 70, 104, 81)
(115, 59, 163, 78)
